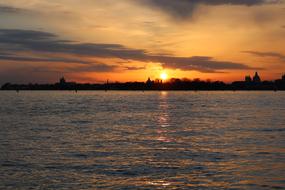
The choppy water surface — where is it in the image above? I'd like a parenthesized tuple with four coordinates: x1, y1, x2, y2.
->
(0, 91, 284, 189)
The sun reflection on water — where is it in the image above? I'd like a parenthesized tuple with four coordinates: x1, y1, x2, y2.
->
(156, 91, 173, 143)
(147, 180, 171, 187)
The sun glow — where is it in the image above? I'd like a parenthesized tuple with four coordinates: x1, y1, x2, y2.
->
(160, 72, 168, 80)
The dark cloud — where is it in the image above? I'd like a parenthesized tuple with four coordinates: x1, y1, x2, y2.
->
(154, 56, 257, 72)
(137, 0, 279, 19)
(33, 63, 117, 73)
(0, 5, 30, 14)
(124, 66, 146, 70)
(0, 54, 91, 64)
(0, 29, 258, 73)
(243, 50, 285, 61)
(66, 64, 117, 73)
(0, 29, 147, 60)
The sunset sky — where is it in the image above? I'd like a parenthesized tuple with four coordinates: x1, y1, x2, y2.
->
(0, 0, 285, 84)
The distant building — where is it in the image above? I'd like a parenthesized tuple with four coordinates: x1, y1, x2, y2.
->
(146, 77, 153, 88)
(154, 79, 163, 84)
(253, 72, 261, 83)
(245, 75, 252, 82)
(59, 77, 66, 85)
(146, 77, 151, 84)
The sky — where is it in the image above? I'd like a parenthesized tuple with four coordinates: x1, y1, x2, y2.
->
(0, 0, 285, 84)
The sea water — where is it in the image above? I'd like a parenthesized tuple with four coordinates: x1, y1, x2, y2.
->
(0, 91, 284, 189)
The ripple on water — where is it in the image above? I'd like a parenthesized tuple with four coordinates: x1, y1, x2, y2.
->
(0, 91, 285, 189)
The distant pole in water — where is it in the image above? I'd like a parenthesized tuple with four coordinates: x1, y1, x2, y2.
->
(105, 79, 109, 92)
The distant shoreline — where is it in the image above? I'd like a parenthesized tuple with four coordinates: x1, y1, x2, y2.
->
(2, 74, 285, 91)
(1, 89, 284, 91)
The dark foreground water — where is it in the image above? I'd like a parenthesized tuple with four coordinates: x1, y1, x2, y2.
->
(0, 91, 284, 190)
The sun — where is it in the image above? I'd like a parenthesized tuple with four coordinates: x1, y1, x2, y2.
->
(160, 72, 168, 80)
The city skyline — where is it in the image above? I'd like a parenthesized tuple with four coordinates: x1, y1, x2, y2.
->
(0, 0, 285, 84)
(2, 72, 285, 91)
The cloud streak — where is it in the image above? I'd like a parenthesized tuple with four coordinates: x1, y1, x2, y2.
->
(124, 66, 146, 70)
(136, 0, 280, 19)
(0, 54, 91, 64)
(155, 56, 256, 73)
(243, 50, 285, 61)
(0, 29, 258, 72)
(0, 5, 31, 15)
